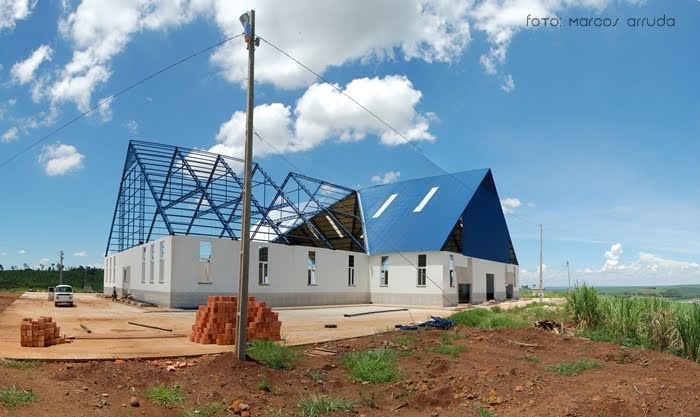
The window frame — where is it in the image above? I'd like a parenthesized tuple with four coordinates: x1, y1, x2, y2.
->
(417, 254, 427, 287)
(258, 247, 269, 285)
(380, 256, 389, 286)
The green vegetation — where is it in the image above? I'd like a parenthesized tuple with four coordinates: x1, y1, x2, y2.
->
(519, 354, 540, 363)
(0, 268, 103, 292)
(394, 335, 415, 347)
(302, 369, 325, 383)
(258, 375, 271, 391)
(565, 283, 602, 330)
(676, 302, 700, 362)
(1, 359, 43, 370)
(178, 402, 225, 417)
(358, 390, 382, 409)
(450, 302, 568, 330)
(340, 348, 402, 384)
(596, 285, 700, 300)
(297, 394, 355, 417)
(428, 332, 467, 358)
(549, 360, 601, 376)
(247, 340, 301, 370)
(0, 386, 37, 410)
(147, 384, 185, 406)
(477, 407, 499, 417)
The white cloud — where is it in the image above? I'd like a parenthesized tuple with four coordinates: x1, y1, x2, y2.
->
(126, 120, 139, 134)
(578, 243, 700, 286)
(17, 249, 27, 255)
(0, 0, 36, 31)
(73, 250, 88, 257)
(501, 74, 515, 93)
(11, 44, 53, 85)
(500, 197, 521, 214)
(1, 127, 18, 143)
(371, 171, 401, 185)
(602, 242, 623, 271)
(39, 257, 50, 264)
(211, 75, 434, 158)
(37, 143, 85, 176)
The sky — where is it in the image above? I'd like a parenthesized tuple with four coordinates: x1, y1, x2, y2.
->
(0, 0, 698, 287)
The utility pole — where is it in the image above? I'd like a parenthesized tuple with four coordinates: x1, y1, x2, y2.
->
(58, 250, 64, 285)
(566, 260, 571, 291)
(235, 9, 257, 362)
(539, 224, 543, 303)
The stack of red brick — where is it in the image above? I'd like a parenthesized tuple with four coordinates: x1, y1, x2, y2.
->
(20, 317, 67, 347)
(189, 296, 282, 345)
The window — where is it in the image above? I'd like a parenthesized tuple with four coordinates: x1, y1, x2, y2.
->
(141, 247, 146, 283)
(449, 255, 455, 287)
(348, 255, 355, 286)
(199, 241, 212, 284)
(417, 254, 427, 286)
(307, 251, 316, 285)
(149, 245, 155, 283)
(259, 247, 269, 285)
(380, 256, 389, 286)
(159, 242, 165, 283)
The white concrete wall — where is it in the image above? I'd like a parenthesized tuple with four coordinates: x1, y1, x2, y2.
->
(166, 235, 369, 308)
(103, 236, 174, 306)
(105, 235, 518, 308)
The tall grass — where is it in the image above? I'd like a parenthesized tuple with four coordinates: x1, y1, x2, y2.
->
(340, 348, 402, 383)
(566, 283, 602, 330)
(676, 302, 700, 362)
(450, 308, 528, 329)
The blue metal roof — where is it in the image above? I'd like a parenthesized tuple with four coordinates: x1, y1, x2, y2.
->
(359, 169, 488, 254)
(359, 168, 516, 264)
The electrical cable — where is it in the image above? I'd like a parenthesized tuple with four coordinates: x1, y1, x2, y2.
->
(258, 35, 540, 229)
(0, 33, 245, 171)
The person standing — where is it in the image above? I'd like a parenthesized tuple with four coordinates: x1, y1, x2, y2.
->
(112, 286, 118, 301)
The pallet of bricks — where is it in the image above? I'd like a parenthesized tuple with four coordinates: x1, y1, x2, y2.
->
(20, 317, 67, 347)
(189, 296, 282, 345)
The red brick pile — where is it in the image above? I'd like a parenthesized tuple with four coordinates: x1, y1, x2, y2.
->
(20, 317, 67, 347)
(189, 296, 282, 345)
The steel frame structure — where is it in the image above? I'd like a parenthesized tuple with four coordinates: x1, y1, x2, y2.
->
(106, 141, 367, 256)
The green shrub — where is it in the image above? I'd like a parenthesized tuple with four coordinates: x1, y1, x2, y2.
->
(340, 348, 402, 383)
(450, 308, 527, 329)
(549, 360, 600, 376)
(1, 359, 42, 370)
(247, 340, 301, 370)
(147, 384, 185, 406)
(297, 394, 355, 417)
(0, 386, 37, 409)
(179, 402, 225, 417)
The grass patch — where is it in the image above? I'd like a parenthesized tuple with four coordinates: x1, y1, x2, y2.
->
(428, 333, 467, 358)
(394, 335, 415, 347)
(147, 383, 185, 406)
(247, 339, 301, 370)
(477, 407, 499, 417)
(178, 402, 225, 417)
(302, 369, 325, 383)
(676, 302, 700, 362)
(340, 348, 402, 384)
(549, 360, 601, 376)
(0, 385, 37, 410)
(258, 375, 271, 391)
(1, 359, 42, 370)
(358, 390, 382, 408)
(519, 354, 540, 363)
(450, 308, 528, 330)
(297, 394, 355, 417)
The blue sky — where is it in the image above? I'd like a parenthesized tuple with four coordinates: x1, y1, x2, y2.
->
(0, 0, 698, 287)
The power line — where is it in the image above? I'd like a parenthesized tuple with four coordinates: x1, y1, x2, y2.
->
(0, 33, 245, 171)
(258, 35, 539, 229)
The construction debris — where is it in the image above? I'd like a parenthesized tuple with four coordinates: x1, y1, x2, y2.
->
(127, 322, 172, 332)
(80, 323, 92, 333)
(533, 320, 574, 336)
(20, 317, 68, 347)
(343, 308, 408, 317)
(189, 296, 281, 345)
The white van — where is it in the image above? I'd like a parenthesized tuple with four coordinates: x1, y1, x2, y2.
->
(54, 285, 74, 307)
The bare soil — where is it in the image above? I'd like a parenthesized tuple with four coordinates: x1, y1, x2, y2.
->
(0, 292, 21, 315)
(2, 324, 700, 417)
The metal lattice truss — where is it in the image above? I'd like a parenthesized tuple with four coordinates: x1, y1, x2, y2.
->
(106, 141, 366, 255)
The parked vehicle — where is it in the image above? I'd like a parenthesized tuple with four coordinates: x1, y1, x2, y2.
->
(54, 285, 74, 307)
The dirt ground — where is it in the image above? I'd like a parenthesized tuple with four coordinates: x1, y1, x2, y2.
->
(2, 324, 700, 416)
(0, 291, 450, 359)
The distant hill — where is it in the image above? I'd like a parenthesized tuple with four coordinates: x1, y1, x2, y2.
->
(0, 268, 103, 292)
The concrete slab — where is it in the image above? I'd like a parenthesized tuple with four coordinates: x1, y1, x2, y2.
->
(0, 292, 450, 360)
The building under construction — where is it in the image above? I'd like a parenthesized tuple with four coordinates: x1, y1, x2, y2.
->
(104, 140, 519, 308)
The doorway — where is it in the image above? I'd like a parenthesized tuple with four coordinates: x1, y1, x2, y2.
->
(122, 266, 131, 297)
(458, 284, 471, 304)
(486, 273, 495, 301)
(506, 284, 514, 299)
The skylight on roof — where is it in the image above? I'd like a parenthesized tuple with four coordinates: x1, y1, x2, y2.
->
(372, 194, 398, 218)
(325, 215, 344, 238)
(413, 187, 439, 212)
